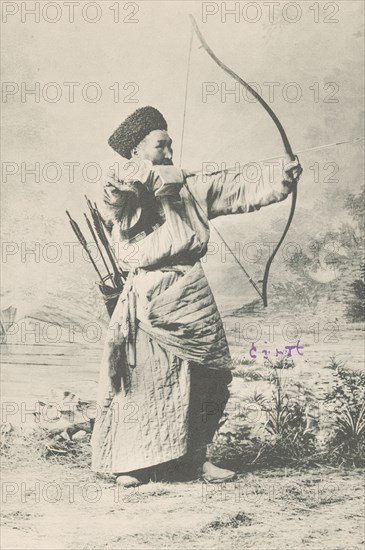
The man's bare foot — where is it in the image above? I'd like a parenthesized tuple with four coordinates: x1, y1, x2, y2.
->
(115, 475, 142, 487)
(201, 461, 236, 483)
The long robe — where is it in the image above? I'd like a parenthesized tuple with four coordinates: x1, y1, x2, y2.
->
(91, 160, 293, 474)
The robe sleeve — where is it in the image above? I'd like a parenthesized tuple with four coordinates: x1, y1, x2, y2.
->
(102, 165, 141, 225)
(101, 166, 206, 269)
(186, 158, 294, 220)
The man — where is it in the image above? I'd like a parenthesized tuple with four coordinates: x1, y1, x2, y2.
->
(91, 106, 302, 487)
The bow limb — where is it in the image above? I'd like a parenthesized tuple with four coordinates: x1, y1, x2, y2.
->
(262, 183, 297, 306)
(189, 14, 297, 307)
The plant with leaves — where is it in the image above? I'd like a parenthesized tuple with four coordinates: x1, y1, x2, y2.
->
(249, 354, 318, 466)
(345, 263, 365, 321)
(324, 356, 365, 465)
(211, 354, 319, 469)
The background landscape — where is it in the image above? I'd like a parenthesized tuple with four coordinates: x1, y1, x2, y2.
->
(1, 1, 364, 549)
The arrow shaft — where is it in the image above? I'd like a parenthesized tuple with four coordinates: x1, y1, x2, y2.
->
(185, 136, 364, 177)
(84, 213, 115, 287)
(66, 213, 104, 283)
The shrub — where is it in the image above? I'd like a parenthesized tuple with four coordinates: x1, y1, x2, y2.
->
(345, 263, 365, 321)
(250, 356, 317, 466)
(211, 355, 319, 469)
(323, 356, 365, 466)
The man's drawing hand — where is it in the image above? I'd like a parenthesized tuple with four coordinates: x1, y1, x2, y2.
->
(283, 156, 303, 184)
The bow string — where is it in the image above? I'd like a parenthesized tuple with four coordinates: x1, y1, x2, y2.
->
(180, 15, 298, 307)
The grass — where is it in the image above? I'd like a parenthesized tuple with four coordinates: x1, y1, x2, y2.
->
(1, 428, 364, 550)
(201, 511, 253, 531)
(1, 355, 364, 482)
(1, 425, 93, 473)
(214, 354, 365, 470)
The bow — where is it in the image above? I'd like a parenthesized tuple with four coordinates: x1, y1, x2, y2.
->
(181, 15, 297, 307)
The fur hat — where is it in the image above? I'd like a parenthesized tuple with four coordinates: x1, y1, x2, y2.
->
(108, 106, 168, 159)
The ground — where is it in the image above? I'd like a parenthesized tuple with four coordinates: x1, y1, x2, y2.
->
(1, 319, 364, 549)
(1, 458, 364, 550)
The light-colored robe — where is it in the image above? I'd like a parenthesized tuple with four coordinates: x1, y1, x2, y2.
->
(91, 160, 293, 473)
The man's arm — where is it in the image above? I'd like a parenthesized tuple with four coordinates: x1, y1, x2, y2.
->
(101, 163, 206, 269)
(186, 157, 302, 219)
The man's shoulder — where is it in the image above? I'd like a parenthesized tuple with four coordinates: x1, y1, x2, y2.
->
(103, 157, 154, 187)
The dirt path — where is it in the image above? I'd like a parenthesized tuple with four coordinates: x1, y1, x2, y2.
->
(1, 322, 364, 549)
(1, 460, 363, 550)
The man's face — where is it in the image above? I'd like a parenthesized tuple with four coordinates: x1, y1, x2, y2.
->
(132, 129, 173, 165)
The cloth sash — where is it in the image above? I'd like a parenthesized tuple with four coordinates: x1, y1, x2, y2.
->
(138, 261, 231, 369)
